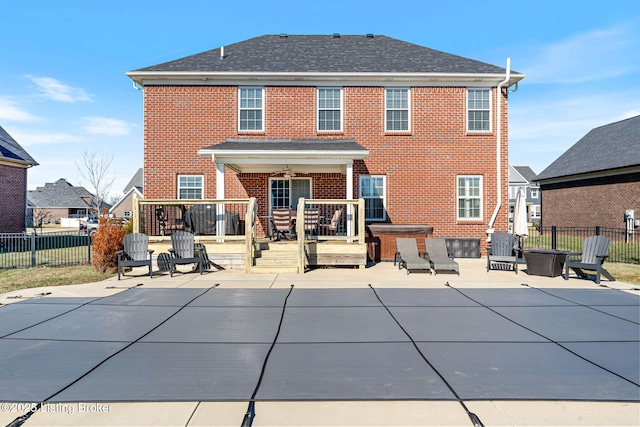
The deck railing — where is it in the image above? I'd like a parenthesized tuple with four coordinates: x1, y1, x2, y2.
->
(132, 198, 253, 241)
(295, 198, 366, 272)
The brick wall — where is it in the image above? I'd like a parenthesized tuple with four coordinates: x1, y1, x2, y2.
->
(541, 172, 640, 229)
(143, 85, 510, 243)
(0, 164, 27, 233)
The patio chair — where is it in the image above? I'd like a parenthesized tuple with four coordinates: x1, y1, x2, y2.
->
(424, 238, 459, 275)
(394, 237, 431, 275)
(168, 230, 204, 277)
(271, 208, 293, 240)
(155, 206, 184, 236)
(320, 208, 344, 236)
(304, 208, 320, 236)
(116, 233, 154, 280)
(487, 232, 518, 273)
(564, 235, 615, 284)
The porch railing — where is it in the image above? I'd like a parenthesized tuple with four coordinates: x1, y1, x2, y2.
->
(132, 198, 253, 241)
(295, 198, 366, 272)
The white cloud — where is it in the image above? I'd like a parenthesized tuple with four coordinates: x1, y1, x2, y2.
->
(10, 130, 81, 146)
(82, 116, 134, 136)
(520, 22, 640, 84)
(25, 75, 93, 103)
(0, 98, 40, 122)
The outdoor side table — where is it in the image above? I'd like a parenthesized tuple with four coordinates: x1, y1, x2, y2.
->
(524, 249, 566, 277)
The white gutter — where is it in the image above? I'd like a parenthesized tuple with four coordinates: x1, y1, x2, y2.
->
(487, 58, 511, 236)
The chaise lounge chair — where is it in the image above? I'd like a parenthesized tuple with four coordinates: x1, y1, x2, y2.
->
(425, 238, 459, 275)
(564, 235, 615, 284)
(394, 237, 431, 275)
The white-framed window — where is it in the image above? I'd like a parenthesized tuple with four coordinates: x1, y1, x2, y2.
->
(457, 175, 482, 220)
(530, 205, 541, 219)
(317, 88, 342, 131)
(385, 88, 410, 131)
(467, 88, 491, 132)
(359, 175, 386, 221)
(239, 87, 263, 131)
(530, 187, 539, 198)
(178, 175, 203, 199)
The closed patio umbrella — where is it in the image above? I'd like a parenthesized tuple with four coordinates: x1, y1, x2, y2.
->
(512, 188, 528, 254)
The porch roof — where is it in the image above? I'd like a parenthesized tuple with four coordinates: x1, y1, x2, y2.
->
(198, 138, 368, 174)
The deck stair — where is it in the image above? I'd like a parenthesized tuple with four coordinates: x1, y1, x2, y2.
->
(251, 240, 299, 273)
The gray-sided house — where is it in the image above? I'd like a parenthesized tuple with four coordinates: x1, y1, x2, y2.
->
(109, 168, 144, 220)
(508, 165, 540, 227)
(0, 125, 38, 233)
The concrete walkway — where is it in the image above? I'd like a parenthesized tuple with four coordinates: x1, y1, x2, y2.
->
(1, 259, 638, 427)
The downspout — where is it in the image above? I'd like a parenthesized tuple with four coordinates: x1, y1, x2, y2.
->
(487, 57, 511, 237)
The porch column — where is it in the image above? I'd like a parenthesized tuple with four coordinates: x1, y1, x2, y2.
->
(215, 161, 225, 237)
(346, 162, 354, 237)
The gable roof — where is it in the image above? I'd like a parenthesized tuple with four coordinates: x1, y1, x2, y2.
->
(28, 178, 94, 209)
(0, 125, 38, 167)
(128, 34, 524, 86)
(536, 115, 640, 182)
(513, 166, 537, 183)
(123, 168, 143, 194)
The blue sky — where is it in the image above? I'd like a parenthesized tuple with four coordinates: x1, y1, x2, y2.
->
(2, 1, 639, 201)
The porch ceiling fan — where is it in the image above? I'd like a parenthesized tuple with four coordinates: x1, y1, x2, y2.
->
(270, 165, 297, 178)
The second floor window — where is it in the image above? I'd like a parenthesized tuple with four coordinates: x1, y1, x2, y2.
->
(178, 175, 203, 199)
(385, 88, 409, 131)
(467, 89, 491, 131)
(239, 87, 263, 131)
(317, 88, 342, 131)
(530, 188, 539, 198)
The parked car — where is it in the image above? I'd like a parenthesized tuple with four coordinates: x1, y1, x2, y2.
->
(79, 216, 99, 234)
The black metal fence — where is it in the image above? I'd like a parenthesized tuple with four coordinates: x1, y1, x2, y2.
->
(0, 232, 91, 268)
(523, 225, 639, 264)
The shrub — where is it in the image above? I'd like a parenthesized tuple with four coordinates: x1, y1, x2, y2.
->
(91, 214, 125, 273)
(123, 217, 133, 235)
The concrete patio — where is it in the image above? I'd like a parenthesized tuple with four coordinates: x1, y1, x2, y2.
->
(1, 258, 638, 427)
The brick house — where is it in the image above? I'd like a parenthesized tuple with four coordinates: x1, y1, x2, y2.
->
(127, 34, 524, 248)
(0, 125, 38, 233)
(27, 178, 107, 224)
(536, 115, 640, 230)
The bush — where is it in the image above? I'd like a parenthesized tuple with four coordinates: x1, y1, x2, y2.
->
(91, 214, 125, 273)
(123, 217, 133, 235)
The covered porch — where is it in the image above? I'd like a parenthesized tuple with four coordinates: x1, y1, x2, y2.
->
(131, 197, 367, 274)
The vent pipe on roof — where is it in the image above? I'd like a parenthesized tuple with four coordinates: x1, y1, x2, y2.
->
(220, 46, 225, 59)
(487, 57, 511, 237)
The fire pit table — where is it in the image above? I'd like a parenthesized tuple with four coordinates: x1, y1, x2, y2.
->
(523, 249, 567, 277)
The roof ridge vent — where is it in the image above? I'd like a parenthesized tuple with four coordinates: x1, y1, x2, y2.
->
(279, 34, 288, 38)
(332, 33, 340, 38)
(366, 34, 374, 38)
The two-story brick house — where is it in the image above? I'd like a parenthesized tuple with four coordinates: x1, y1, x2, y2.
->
(127, 34, 523, 248)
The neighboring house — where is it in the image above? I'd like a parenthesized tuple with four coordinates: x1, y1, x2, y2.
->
(0, 125, 38, 233)
(127, 34, 524, 243)
(109, 168, 144, 220)
(508, 165, 540, 227)
(536, 115, 640, 230)
(27, 178, 110, 224)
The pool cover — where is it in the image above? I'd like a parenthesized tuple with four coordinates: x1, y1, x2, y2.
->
(0, 286, 638, 403)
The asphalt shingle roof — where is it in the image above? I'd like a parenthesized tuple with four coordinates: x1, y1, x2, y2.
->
(203, 138, 367, 152)
(28, 179, 94, 209)
(513, 166, 537, 183)
(0, 125, 38, 166)
(133, 34, 517, 75)
(536, 115, 640, 181)
(123, 168, 143, 193)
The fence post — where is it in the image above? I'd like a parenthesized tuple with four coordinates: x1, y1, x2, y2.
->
(595, 226, 601, 235)
(30, 232, 36, 267)
(551, 226, 557, 250)
(87, 234, 92, 265)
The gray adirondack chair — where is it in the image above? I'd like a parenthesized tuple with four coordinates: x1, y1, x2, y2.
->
(116, 233, 154, 280)
(168, 230, 204, 277)
(425, 238, 459, 275)
(564, 235, 615, 284)
(394, 238, 431, 274)
(487, 232, 518, 273)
